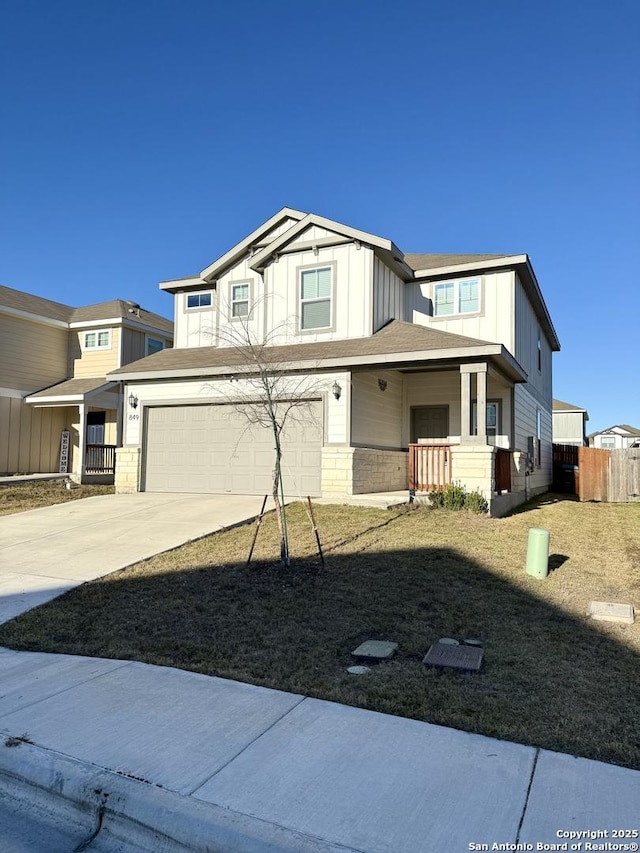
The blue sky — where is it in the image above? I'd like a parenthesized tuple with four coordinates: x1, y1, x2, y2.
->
(1, 0, 638, 432)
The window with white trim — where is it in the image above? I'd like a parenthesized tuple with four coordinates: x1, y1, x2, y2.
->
(600, 435, 615, 450)
(535, 408, 542, 467)
(433, 277, 480, 316)
(146, 338, 164, 356)
(230, 282, 250, 318)
(472, 401, 500, 439)
(300, 266, 332, 330)
(83, 330, 111, 350)
(186, 292, 212, 309)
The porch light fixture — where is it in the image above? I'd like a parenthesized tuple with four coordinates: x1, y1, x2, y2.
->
(332, 381, 342, 401)
(128, 392, 138, 410)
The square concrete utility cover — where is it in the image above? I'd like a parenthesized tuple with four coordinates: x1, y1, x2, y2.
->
(587, 601, 635, 624)
(423, 643, 483, 673)
(351, 640, 398, 661)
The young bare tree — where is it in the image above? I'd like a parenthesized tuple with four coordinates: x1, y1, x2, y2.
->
(208, 309, 325, 566)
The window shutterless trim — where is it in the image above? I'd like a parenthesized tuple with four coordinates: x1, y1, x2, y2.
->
(83, 329, 112, 350)
(432, 276, 482, 318)
(185, 291, 214, 310)
(296, 261, 336, 334)
(228, 278, 253, 321)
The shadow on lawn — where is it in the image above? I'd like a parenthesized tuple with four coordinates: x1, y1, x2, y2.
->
(0, 535, 638, 770)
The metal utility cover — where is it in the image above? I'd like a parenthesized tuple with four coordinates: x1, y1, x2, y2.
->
(587, 601, 635, 624)
(423, 643, 483, 673)
(351, 640, 398, 661)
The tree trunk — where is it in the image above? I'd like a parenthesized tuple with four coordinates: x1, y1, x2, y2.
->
(271, 453, 290, 567)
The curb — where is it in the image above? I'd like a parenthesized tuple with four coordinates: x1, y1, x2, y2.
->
(0, 740, 357, 853)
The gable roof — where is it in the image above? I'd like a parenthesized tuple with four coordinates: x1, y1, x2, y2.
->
(0, 285, 172, 334)
(552, 398, 588, 413)
(404, 254, 518, 272)
(0, 284, 73, 323)
(588, 424, 640, 438)
(110, 319, 527, 383)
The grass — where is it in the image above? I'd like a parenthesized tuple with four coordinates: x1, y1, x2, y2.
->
(0, 481, 115, 515)
(0, 494, 639, 768)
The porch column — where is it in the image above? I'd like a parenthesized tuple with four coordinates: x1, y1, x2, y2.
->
(460, 363, 488, 444)
(77, 402, 87, 482)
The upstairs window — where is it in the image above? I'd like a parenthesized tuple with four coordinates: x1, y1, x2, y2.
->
(146, 338, 164, 356)
(433, 277, 480, 316)
(84, 330, 111, 350)
(230, 282, 250, 318)
(300, 266, 332, 330)
(186, 292, 212, 309)
(600, 435, 615, 450)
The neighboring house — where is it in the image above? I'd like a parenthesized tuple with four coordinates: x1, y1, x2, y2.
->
(110, 208, 560, 515)
(552, 399, 589, 446)
(588, 424, 640, 450)
(0, 285, 173, 482)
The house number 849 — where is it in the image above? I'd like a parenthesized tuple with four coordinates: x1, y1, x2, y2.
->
(128, 413, 139, 421)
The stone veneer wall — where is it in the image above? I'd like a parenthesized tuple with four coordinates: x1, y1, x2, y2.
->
(115, 446, 141, 494)
(321, 447, 407, 495)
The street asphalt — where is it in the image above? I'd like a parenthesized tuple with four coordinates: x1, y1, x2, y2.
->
(0, 492, 639, 851)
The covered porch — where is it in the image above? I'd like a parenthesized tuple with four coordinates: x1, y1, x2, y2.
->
(324, 353, 532, 516)
(25, 378, 122, 484)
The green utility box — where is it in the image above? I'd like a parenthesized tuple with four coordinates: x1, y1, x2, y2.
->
(526, 528, 550, 579)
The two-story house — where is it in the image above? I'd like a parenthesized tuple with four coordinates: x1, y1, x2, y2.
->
(552, 399, 589, 446)
(588, 424, 640, 450)
(0, 285, 173, 482)
(110, 208, 560, 514)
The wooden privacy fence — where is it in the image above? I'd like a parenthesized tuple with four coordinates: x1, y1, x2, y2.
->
(552, 444, 640, 502)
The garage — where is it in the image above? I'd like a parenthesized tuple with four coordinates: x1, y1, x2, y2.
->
(143, 402, 323, 496)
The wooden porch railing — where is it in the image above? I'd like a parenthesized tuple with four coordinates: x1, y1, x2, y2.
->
(85, 444, 117, 475)
(494, 448, 512, 493)
(408, 444, 452, 491)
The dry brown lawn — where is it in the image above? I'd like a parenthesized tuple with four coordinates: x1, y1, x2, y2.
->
(1, 494, 639, 768)
(0, 481, 114, 515)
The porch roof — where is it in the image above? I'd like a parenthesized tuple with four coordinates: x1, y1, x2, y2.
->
(25, 377, 118, 405)
(109, 320, 527, 383)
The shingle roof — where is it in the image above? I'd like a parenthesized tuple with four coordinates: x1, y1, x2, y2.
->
(403, 253, 517, 272)
(0, 284, 73, 322)
(552, 399, 587, 412)
(110, 319, 500, 378)
(0, 285, 172, 334)
(26, 377, 115, 399)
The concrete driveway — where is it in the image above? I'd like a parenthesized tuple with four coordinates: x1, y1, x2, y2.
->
(0, 493, 269, 624)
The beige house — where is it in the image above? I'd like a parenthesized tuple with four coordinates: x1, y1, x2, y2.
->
(111, 208, 560, 515)
(0, 285, 173, 482)
(552, 399, 589, 446)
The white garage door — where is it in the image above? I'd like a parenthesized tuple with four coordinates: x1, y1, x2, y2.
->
(143, 402, 323, 496)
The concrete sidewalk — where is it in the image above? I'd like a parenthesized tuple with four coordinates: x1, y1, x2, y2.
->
(0, 648, 638, 852)
(0, 493, 268, 623)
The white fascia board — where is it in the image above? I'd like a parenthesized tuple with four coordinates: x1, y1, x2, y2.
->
(0, 305, 69, 329)
(69, 318, 122, 329)
(198, 207, 307, 282)
(412, 255, 527, 279)
(0, 387, 29, 399)
(249, 213, 394, 272)
(120, 317, 173, 336)
(159, 276, 208, 293)
(112, 344, 527, 383)
(26, 394, 86, 405)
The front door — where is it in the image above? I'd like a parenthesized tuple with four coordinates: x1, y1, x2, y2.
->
(411, 406, 449, 442)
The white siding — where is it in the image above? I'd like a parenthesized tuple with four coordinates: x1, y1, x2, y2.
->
(552, 411, 585, 445)
(122, 371, 350, 448)
(372, 257, 404, 332)
(514, 273, 552, 401)
(174, 290, 218, 348)
(351, 371, 403, 448)
(405, 270, 515, 350)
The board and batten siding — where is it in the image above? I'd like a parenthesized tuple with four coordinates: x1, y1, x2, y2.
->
(69, 327, 121, 378)
(351, 371, 403, 449)
(0, 314, 68, 392)
(121, 328, 146, 366)
(405, 270, 515, 351)
(372, 257, 404, 333)
(121, 371, 350, 449)
(0, 395, 68, 474)
(514, 274, 552, 402)
(552, 411, 585, 445)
